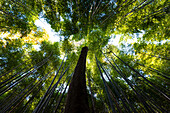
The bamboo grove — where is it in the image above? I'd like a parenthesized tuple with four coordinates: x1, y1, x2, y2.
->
(0, 0, 170, 112)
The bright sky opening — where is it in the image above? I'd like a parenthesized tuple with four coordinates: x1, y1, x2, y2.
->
(35, 18, 61, 43)
(34, 18, 147, 51)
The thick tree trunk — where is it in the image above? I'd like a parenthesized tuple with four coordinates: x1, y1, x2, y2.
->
(64, 46, 90, 113)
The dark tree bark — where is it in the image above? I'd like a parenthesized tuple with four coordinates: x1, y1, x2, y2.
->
(64, 46, 90, 113)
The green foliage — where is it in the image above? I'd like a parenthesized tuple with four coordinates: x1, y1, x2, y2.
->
(0, 0, 169, 112)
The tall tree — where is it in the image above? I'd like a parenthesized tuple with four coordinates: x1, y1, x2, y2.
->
(65, 46, 89, 113)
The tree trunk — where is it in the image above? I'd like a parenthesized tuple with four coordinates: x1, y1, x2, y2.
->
(64, 46, 90, 113)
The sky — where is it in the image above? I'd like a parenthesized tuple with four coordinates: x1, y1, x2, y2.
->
(35, 18, 122, 46)
(35, 18, 61, 43)
(34, 18, 145, 51)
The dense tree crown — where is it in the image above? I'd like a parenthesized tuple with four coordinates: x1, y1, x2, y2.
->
(0, 0, 169, 112)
